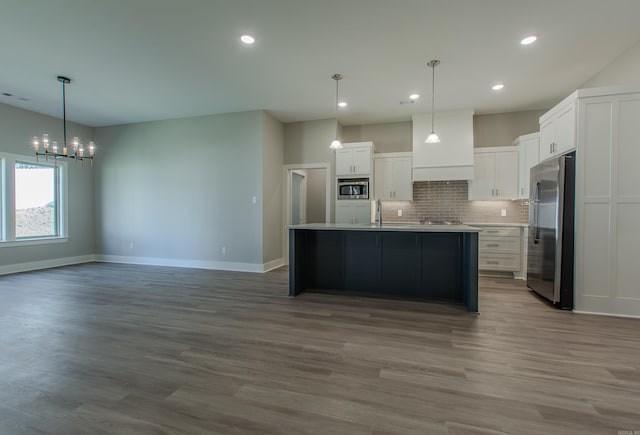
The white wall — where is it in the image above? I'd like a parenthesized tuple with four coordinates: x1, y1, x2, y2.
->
(0, 103, 95, 271)
(582, 39, 640, 88)
(93, 110, 269, 271)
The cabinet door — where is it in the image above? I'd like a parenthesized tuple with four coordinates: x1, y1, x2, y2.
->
(539, 119, 555, 162)
(352, 202, 371, 224)
(469, 153, 495, 200)
(335, 203, 352, 224)
(391, 157, 413, 200)
(518, 138, 539, 198)
(555, 104, 575, 155)
(352, 147, 371, 174)
(335, 149, 353, 175)
(374, 158, 393, 200)
(494, 151, 518, 199)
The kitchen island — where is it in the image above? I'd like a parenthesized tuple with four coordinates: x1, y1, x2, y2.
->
(289, 223, 480, 313)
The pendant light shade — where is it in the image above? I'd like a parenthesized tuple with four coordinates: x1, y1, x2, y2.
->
(329, 73, 343, 150)
(425, 60, 441, 144)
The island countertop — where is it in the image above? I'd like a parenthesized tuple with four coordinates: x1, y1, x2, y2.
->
(289, 223, 480, 232)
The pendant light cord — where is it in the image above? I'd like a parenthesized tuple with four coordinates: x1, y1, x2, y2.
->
(431, 62, 435, 132)
(62, 79, 67, 149)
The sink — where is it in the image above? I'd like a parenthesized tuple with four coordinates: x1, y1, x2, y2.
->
(420, 219, 464, 225)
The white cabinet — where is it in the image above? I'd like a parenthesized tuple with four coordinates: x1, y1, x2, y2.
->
(539, 100, 576, 162)
(514, 133, 540, 199)
(335, 202, 371, 224)
(373, 153, 413, 201)
(468, 147, 519, 200)
(335, 142, 372, 176)
(475, 226, 522, 274)
(412, 110, 475, 181)
(573, 87, 640, 316)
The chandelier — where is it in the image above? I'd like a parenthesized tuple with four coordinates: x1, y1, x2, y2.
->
(32, 76, 95, 166)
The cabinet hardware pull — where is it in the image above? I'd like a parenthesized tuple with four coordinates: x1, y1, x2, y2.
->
(487, 244, 499, 247)
(487, 230, 498, 233)
(487, 261, 499, 264)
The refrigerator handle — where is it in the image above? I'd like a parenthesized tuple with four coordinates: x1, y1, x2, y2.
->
(533, 181, 541, 244)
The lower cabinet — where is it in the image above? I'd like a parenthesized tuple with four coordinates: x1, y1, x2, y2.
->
(475, 225, 522, 275)
(335, 202, 371, 224)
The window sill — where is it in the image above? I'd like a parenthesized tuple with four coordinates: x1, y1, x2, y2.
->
(0, 237, 69, 248)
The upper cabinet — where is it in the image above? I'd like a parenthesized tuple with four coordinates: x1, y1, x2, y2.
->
(412, 110, 475, 181)
(539, 98, 576, 162)
(514, 133, 540, 199)
(468, 147, 519, 200)
(373, 153, 413, 201)
(335, 142, 373, 176)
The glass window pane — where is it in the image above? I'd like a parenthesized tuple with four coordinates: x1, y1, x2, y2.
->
(15, 163, 57, 238)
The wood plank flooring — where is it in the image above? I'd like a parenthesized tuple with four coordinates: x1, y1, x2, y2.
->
(0, 262, 639, 434)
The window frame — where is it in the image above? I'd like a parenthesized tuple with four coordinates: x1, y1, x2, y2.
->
(0, 152, 68, 247)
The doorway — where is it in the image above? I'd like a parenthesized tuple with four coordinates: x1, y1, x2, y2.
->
(284, 164, 330, 265)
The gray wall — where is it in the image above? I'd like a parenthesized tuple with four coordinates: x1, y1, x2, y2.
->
(473, 110, 545, 148)
(0, 103, 95, 268)
(93, 110, 266, 267)
(262, 111, 284, 264)
(342, 121, 412, 153)
(582, 39, 640, 88)
(284, 118, 338, 221)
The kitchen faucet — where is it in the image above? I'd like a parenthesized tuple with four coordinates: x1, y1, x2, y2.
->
(376, 198, 383, 227)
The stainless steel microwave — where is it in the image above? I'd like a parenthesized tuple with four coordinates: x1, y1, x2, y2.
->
(337, 178, 369, 200)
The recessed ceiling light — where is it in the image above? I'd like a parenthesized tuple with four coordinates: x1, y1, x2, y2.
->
(520, 35, 537, 45)
(409, 94, 420, 100)
(492, 83, 505, 91)
(338, 101, 347, 107)
(240, 35, 255, 44)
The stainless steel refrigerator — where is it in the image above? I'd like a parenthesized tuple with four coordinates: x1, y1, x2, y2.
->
(527, 151, 575, 309)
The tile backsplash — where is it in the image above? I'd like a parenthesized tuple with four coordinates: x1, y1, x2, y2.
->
(380, 181, 528, 224)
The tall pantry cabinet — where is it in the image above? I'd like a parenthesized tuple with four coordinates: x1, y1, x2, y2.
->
(570, 87, 640, 317)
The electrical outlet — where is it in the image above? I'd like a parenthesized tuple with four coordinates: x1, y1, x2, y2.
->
(221, 246, 227, 255)
(501, 209, 507, 217)
(252, 196, 257, 204)
(129, 242, 134, 249)
(397, 209, 403, 217)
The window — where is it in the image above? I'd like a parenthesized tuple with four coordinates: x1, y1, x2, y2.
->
(0, 153, 67, 245)
(15, 163, 58, 238)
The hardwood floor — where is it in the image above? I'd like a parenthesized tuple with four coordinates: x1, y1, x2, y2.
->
(0, 262, 639, 434)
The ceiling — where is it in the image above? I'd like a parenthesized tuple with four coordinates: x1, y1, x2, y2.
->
(2, 0, 640, 128)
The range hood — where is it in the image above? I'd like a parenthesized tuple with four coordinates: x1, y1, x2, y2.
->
(412, 109, 474, 181)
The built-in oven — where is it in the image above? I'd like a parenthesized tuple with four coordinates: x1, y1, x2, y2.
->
(337, 178, 369, 200)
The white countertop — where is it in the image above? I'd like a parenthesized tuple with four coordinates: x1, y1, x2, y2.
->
(465, 222, 529, 227)
(289, 223, 481, 233)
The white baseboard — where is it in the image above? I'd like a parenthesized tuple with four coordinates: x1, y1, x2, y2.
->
(573, 310, 640, 319)
(263, 258, 284, 272)
(0, 255, 96, 276)
(96, 255, 282, 274)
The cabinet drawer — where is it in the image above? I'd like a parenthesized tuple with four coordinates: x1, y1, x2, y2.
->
(479, 227, 520, 237)
(479, 254, 521, 272)
(479, 238, 520, 254)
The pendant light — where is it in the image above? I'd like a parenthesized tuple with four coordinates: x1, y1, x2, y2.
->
(329, 73, 343, 150)
(32, 76, 95, 166)
(425, 60, 441, 144)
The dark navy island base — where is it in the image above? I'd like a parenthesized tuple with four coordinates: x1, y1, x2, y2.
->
(289, 224, 479, 313)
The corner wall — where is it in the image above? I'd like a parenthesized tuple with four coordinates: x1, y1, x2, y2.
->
(262, 112, 284, 268)
(582, 39, 640, 88)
